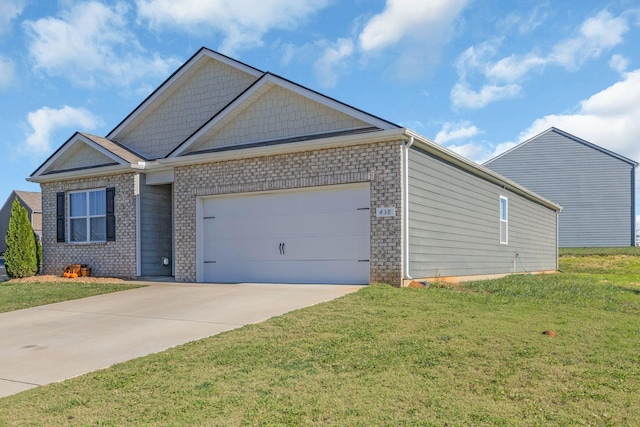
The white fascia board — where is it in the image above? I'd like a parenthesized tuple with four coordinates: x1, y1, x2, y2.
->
(160, 128, 407, 167)
(170, 73, 398, 158)
(107, 49, 263, 140)
(145, 168, 175, 185)
(27, 164, 134, 184)
(405, 129, 562, 212)
(31, 134, 131, 179)
(269, 74, 398, 130)
(83, 136, 133, 165)
(201, 49, 264, 77)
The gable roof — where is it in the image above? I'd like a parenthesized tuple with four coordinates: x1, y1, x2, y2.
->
(169, 72, 399, 157)
(30, 46, 400, 183)
(13, 191, 42, 213)
(0, 191, 41, 216)
(30, 132, 146, 180)
(106, 47, 264, 143)
(484, 127, 638, 167)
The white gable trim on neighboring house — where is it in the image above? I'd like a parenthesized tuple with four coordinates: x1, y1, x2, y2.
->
(168, 73, 399, 158)
(106, 47, 264, 142)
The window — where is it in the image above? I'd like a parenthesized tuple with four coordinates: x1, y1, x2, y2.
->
(500, 196, 508, 244)
(69, 189, 106, 242)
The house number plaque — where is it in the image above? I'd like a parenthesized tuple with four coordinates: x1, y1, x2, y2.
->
(376, 207, 395, 217)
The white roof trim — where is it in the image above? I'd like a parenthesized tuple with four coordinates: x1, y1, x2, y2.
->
(169, 73, 397, 158)
(159, 127, 560, 212)
(30, 133, 132, 179)
(28, 164, 133, 184)
(160, 128, 404, 166)
(403, 129, 561, 212)
(107, 48, 263, 140)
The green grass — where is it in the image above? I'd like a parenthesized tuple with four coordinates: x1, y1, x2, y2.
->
(559, 246, 640, 257)
(0, 281, 142, 313)
(0, 253, 638, 426)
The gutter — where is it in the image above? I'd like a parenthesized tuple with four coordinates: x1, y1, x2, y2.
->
(404, 129, 561, 212)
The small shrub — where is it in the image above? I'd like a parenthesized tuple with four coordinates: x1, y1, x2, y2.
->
(4, 198, 38, 278)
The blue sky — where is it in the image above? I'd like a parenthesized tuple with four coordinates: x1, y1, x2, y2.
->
(1, 0, 639, 229)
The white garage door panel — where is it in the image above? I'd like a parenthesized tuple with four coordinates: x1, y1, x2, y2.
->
(200, 185, 370, 284)
(204, 211, 368, 240)
(204, 260, 370, 284)
(203, 187, 369, 217)
(206, 235, 369, 262)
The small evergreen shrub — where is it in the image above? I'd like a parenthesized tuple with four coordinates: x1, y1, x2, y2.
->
(4, 198, 38, 278)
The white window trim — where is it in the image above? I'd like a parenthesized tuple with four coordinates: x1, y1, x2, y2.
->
(68, 188, 107, 243)
(500, 196, 508, 245)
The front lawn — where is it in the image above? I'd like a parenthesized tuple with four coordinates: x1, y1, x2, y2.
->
(0, 281, 142, 313)
(0, 251, 638, 425)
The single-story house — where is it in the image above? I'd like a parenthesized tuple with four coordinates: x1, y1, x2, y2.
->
(28, 47, 560, 286)
(0, 190, 42, 255)
(484, 127, 637, 247)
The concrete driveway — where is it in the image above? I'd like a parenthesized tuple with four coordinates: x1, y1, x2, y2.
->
(0, 282, 362, 398)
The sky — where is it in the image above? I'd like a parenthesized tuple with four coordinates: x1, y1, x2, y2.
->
(1, 0, 639, 232)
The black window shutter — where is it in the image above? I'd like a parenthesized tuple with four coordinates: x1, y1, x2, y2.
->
(56, 192, 65, 242)
(106, 187, 116, 241)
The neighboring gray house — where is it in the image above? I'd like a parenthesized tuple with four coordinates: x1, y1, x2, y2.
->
(28, 47, 560, 286)
(484, 127, 637, 247)
(0, 190, 42, 254)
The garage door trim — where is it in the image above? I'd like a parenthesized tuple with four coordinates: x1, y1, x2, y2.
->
(195, 183, 371, 283)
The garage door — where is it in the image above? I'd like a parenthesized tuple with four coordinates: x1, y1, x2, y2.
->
(198, 184, 370, 284)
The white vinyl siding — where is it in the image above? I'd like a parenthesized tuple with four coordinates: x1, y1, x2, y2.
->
(68, 189, 106, 243)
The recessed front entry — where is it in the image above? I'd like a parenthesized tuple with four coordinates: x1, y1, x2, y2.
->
(197, 184, 370, 284)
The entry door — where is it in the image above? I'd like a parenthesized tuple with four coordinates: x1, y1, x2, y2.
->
(199, 184, 370, 284)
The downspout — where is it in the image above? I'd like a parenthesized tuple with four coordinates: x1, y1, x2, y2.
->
(403, 136, 415, 281)
(554, 201, 563, 270)
(134, 173, 141, 277)
(631, 165, 636, 246)
(556, 210, 560, 271)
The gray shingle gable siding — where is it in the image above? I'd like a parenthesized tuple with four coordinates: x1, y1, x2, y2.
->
(484, 128, 637, 247)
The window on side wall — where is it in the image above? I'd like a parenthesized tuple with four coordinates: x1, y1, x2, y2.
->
(500, 196, 508, 244)
(69, 189, 107, 243)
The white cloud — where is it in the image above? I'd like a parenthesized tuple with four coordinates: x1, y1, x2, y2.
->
(24, 106, 100, 152)
(314, 38, 354, 88)
(136, 0, 329, 55)
(359, 0, 468, 51)
(24, 1, 179, 87)
(0, 56, 15, 88)
(610, 54, 630, 73)
(444, 142, 486, 161)
(434, 121, 516, 164)
(518, 69, 640, 164)
(0, 0, 25, 34)
(452, 10, 630, 109)
(550, 11, 628, 69)
(450, 81, 520, 109)
(485, 53, 546, 83)
(447, 140, 518, 164)
(434, 121, 480, 145)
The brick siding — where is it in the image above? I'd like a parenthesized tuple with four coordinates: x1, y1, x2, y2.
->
(40, 173, 137, 278)
(174, 140, 404, 285)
